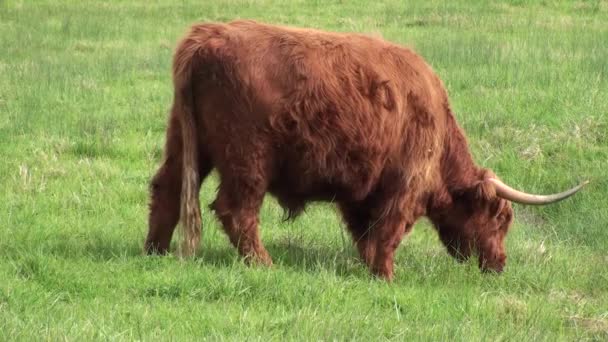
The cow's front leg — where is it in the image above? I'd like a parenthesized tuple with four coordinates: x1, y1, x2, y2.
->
(339, 202, 377, 267)
(354, 166, 419, 281)
(370, 218, 413, 281)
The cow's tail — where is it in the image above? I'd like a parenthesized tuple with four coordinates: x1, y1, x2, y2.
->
(172, 34, 203, 258)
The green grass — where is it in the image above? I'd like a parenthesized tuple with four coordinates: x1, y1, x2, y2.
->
(1, 0, 607, 340)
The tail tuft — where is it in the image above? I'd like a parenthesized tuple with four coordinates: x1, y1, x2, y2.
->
(172, 29, 204, 258)
(177, 160, 201, 257)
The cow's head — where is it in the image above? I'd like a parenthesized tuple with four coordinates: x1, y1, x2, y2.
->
(430, 171, 587, 273)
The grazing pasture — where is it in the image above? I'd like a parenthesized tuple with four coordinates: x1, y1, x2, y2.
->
(0, 0, 606, 340)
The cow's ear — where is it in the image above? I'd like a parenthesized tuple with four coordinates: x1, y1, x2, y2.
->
(473, 178, 496, 202)
(472, 169, 498, 201)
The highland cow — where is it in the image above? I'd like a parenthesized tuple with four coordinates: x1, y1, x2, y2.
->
(144, 20, 587, 280)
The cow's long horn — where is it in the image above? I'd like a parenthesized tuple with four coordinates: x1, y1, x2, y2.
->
(489, 178, 589, 205)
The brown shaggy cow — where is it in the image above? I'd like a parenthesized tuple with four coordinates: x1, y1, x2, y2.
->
(144, 20, 587, 280)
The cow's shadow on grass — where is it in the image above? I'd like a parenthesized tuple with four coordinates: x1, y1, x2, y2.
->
(19, 232, 457, 281)
(14, 234, 366, 278)
(194, 240, 369, 278)
(20, 235, 367, 278)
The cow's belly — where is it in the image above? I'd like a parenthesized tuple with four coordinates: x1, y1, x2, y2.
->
(267, 140, 388, 210)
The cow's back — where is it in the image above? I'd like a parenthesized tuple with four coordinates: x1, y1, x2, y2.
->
(189, 20, 447, 208)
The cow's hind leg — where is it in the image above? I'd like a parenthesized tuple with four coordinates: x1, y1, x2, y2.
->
(145, 114, 212, 254)
(211, 174, 272, 266)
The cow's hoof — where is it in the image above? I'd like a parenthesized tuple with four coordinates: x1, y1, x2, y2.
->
(244, 251, 273, 267)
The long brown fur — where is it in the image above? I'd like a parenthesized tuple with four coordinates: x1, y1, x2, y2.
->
(144, 20, 515, 279)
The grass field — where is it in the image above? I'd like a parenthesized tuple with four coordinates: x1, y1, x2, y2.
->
(1, 0, 607, 340)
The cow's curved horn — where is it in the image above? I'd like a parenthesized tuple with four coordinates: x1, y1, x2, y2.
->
(489, 178, 589, 205)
